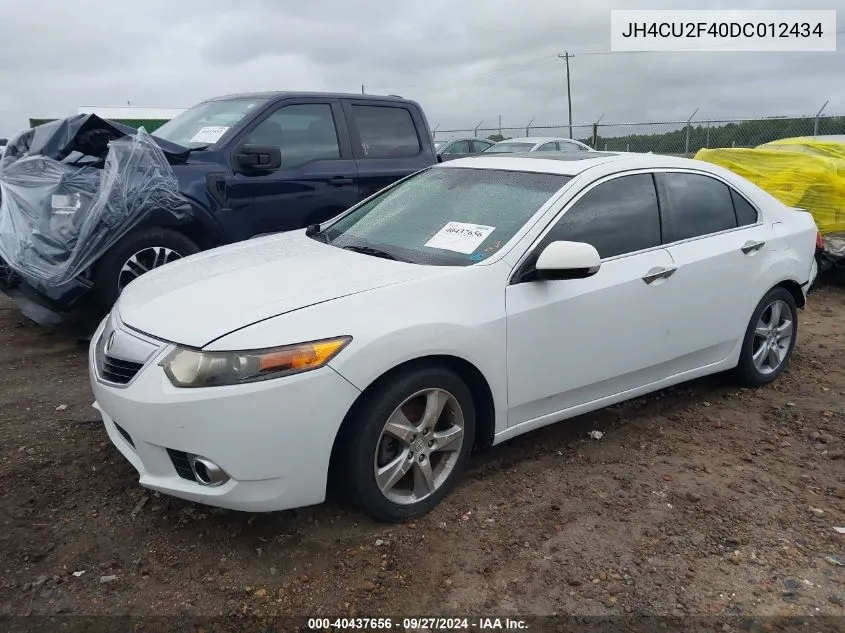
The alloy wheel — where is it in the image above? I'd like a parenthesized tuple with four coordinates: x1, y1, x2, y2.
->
(117, 247, 183, 291)
(751, 299, 793, 375)
(373, 388, 465, 505)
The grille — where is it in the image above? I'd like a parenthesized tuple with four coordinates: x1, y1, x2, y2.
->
(113, 422, 135, 448)
(101, 355, 144, 384)
(166, 449, 196, 481)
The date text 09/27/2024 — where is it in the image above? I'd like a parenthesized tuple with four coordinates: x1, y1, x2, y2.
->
(306, 617, 529, 630)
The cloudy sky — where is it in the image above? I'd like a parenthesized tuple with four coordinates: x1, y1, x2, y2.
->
(0, 0, 843, 138)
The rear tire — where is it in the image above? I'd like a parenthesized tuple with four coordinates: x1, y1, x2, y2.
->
(734, 287, 798, 386)
(90, 228, 199, 314)
(342, 365, 476, 523)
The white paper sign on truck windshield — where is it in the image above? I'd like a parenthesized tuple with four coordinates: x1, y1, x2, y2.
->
(424, 221, 496, 254)
(189, 126, 230, 144)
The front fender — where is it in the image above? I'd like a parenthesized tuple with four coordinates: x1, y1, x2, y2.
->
(204, 269, 510, 436)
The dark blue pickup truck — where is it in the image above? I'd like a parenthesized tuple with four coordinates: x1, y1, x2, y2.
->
(0, 92, 437, 325)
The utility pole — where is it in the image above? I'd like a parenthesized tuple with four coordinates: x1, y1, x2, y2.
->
(361, 85, 365, 94)
(558, 52, 574, 138)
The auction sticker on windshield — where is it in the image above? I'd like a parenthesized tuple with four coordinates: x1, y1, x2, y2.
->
(425, 222, 496, 254)
(189, 126, 230, 144)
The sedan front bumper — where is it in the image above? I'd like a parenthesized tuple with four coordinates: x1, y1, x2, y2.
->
(89, 323, 361, 512)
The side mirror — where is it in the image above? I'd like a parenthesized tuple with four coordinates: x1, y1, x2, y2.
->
(235, 144, 282, 171)
(534, 240, 600, 280)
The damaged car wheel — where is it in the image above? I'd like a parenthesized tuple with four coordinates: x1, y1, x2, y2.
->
(91, 228, 199, 313)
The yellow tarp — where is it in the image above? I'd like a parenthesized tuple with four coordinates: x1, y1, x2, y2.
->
(695, 138, 845, 234)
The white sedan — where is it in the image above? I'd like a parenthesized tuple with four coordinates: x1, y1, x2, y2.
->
(89, 152, 819, 522)
(484, 136, 593, 154)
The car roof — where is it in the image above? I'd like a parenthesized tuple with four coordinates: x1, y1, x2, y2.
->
(496, 137, 580, 144)
(202, 91, 411, 103)
(438, 152, 719, 176)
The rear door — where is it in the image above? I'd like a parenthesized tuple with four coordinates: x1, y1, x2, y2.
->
(655, 170, 770, 370)
(226, 98, 359, 238)
(343, 100, 427, 199)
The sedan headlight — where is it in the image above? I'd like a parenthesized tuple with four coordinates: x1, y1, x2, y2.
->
(160, 336, 352, 388)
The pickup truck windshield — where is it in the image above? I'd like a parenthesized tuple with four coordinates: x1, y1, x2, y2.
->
(320, 167, 570, 266)
(154, 98, 268, 148)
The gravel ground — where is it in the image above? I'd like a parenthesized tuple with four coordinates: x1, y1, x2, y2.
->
(1, 280, 844, 622)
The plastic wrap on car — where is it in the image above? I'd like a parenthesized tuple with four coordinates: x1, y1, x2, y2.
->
(695, 138, 845, 236)
(0, 114, 189, 171)
(0, 128, 190, 288)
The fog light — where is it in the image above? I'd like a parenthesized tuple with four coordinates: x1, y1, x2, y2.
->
(189, 456, 230, 487)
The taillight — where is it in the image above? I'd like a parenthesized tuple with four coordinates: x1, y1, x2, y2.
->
(816, 232, 824, 250)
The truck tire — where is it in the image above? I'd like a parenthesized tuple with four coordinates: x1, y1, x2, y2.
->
(91, 228, 199, 314)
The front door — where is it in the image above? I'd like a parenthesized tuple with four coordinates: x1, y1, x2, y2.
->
(227, 99, 360, 239)
(505, 172, 681, 426)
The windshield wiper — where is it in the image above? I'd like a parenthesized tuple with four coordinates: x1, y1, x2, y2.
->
(342, 245, 406, 262)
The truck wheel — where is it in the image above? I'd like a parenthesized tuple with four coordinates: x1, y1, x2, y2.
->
(91, 228, 199, 313)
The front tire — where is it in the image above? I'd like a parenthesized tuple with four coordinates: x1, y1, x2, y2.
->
(734, 287, 798, 386)
(90, 228, 199, 313)
(343, 365, 476, 523)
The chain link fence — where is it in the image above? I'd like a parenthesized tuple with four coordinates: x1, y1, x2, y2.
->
(433, 114, 845, 156)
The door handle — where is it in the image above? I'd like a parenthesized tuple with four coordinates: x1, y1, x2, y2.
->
(642, 266, 677, 284)
(741, 240, 765, 254)
(328, 176, 354, 186)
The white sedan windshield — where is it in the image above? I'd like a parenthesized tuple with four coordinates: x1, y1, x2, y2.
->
(320, 167, 570, 265)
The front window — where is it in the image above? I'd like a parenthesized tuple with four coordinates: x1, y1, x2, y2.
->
(154, 98, 268, 148)
(484, 142, 535, 153)
(320, 167, 570, 266)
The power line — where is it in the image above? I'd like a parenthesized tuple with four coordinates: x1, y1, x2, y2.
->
(397, 29, 845, 99)
(387, 55, 558, 98)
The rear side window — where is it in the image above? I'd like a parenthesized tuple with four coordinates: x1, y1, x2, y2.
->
(351, 105, 421, 159)
(443, 140, 470, 154)
(472, 140, 493, 153)
(540, 174, 661, 259)
(558, 141, 583, 152)
(658, 173, 738, 243)
(731, 190, 759, 226)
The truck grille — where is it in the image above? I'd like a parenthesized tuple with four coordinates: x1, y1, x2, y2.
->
(101, 355, 144, 384)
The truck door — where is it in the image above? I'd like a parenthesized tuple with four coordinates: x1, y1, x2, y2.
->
(226, 98, 359, 239)
(342, 99, 432, 200)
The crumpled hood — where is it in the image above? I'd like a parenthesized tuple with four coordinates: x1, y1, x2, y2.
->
(117, 231, 442, 347)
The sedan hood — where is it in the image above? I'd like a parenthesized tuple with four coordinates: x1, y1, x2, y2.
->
(117, 232, 443, 347)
